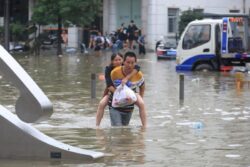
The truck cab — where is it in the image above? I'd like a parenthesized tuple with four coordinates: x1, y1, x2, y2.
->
(176, 17, 250, 71)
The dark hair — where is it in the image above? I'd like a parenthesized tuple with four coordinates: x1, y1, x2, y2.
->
(110, 53, 123, 66)
(124, 51, 137, 62)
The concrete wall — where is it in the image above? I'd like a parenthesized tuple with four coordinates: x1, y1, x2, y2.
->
(103, 0, 117, 35)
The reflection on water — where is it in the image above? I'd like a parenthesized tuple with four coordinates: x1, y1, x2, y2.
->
(1, 51, 250, 166)
(96, 127, 145, 166)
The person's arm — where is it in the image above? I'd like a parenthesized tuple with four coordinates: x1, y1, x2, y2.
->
(121, 65, 140, 85)
(107, 86, 116, 93)
(121, 69, 137, 85)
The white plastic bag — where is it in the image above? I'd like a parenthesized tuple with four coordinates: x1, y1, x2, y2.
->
(112, 84, 137, 108)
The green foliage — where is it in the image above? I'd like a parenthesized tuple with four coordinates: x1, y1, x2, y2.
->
(10, 22, 26, 42)
(31, 0, 101, 55)
(179, 9, 203, 37)
(31, 0, 102, 26)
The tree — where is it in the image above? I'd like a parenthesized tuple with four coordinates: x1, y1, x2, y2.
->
(4, 0, 10, 51)
(32, 0, 102, 55)
(10, 22, 26, 44)
(179, 9, 203, 37)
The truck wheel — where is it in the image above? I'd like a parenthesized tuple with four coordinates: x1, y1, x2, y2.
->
(194, 64, 213, 71)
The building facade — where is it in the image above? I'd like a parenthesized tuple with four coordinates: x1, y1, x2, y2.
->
(0, 0, 29, 26)
(103, 0, 250, 50)
(2, 0, 250, 50)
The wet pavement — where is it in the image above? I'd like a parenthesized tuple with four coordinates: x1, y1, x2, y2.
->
(0, 50, 250, 166)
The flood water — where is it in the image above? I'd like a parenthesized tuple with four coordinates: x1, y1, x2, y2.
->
(1, 50, 250, 166)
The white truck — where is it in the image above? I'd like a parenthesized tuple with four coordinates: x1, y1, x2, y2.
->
(176, 17, 250, 71)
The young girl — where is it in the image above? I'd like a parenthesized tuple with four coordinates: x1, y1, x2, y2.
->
(96, 53, 146, 127)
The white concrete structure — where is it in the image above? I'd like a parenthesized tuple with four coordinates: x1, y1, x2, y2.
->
(0, 45, 53, 123)
(68, 27, 82, 48)
(0, 105, 103, 160)
(0, 45, 104, 160)
(103, 0, 250, 50)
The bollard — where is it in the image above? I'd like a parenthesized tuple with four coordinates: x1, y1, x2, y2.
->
(235, 72, 244, 89)
(179, 74, 184, 101)
(91, 73, 96, 98)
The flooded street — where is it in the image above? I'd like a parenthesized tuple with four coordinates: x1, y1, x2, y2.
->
(1, 50, 250, 166)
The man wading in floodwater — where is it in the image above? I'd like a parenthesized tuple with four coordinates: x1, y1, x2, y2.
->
(108, 51, 146, 127)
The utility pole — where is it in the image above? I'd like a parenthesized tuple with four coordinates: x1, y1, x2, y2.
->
(57, 15, 63, 56)
(4, 0, 10, 51)
(243, 0, 246, 13)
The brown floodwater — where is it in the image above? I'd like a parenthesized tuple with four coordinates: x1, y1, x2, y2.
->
(0, 50, 250, 166)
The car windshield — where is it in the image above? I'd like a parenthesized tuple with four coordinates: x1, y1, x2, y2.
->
(182, 24, 211, 50)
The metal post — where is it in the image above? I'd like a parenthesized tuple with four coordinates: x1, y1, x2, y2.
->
(179, 74, 184, 101)
(91, 73, 96, 98)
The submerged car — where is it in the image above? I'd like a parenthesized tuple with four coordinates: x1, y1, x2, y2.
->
(156, 44, 177, 59)
(155, 37, 177, 59)
(9, 43, 29, 53)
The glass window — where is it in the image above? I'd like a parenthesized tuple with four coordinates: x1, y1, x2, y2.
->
(193, 9, 204, 14)
(182, 24, 211, 49)
(229, 9, 240, 13)
(168, 8, 179, 33)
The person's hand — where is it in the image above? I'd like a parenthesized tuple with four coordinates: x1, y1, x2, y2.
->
(121, 78, 128, 85)
(126, 97, 133, 104)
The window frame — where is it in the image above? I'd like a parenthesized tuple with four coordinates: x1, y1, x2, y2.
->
(168, 8, 179, 34)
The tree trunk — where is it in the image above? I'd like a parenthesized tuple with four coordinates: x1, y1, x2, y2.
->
(4, 0, 10, 51)
(57, 15, 63, 55)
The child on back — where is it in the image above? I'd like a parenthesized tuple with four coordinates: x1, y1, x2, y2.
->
(96, 53, 146, 127)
